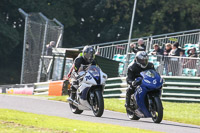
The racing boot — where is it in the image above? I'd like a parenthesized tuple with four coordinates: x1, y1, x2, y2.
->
(125, 89, 131, 111)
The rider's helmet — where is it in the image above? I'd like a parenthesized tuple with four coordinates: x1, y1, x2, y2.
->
(135, 51, 148, 68)
(82, 46, 95, 63)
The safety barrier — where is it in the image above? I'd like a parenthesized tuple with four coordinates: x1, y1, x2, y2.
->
(34, 82, 50, 95)
(104, 76, 200, 103)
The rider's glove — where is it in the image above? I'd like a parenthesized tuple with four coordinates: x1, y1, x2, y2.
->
(132, 77, 143, 87)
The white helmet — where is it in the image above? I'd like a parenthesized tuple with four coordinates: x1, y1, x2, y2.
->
(135, 51, 148, 68)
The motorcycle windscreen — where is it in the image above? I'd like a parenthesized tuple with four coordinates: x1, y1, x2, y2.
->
(88, 65, 101, 84)
(140, 69, 163, 90)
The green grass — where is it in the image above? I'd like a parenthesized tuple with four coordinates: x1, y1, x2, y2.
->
(104, 98, 200, 126)
(3, 94, 200, 126)
(0, 109, 157, 133)
(43, 96, 200, 125)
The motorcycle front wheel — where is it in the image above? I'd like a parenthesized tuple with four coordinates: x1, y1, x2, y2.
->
(91, 90, 104, 117)
(69, 92, 83, 114)
(151, 96, 163, 123)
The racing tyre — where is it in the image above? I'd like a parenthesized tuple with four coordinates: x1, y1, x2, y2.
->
(151, 97, 163, 123)
(69, 92, 83, 114)
(126, 98, 140, 120)
(92, 90, 104, 117)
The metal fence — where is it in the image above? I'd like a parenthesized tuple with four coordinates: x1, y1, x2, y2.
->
(155, 56, 200, 77)
(76, 29, 200, 60)
(149, 31, 200, 51)
(19, 9, 64, 84)
(96, 39, 149, 59)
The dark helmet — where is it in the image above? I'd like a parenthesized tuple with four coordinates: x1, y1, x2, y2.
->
(82, 46, 95, 63)
(135, 51, 148, 68)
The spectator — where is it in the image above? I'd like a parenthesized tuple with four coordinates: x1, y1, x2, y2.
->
(169, 42, 182, 56)
(163, 43, 172, 56)
(151, 44, 164, 55)
(183, 47, 198, 69)
(46, 41, 55, 56)
(180, 49, 186, 57)
(169, 42, 182, 76)
(179, 49, 186, 75)
(187, 47, 198, 57)
(163, 43, 172, 76)
(130, 38, 146, 53)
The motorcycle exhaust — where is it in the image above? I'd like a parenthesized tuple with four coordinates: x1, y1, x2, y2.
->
(67, 97, 79, 107)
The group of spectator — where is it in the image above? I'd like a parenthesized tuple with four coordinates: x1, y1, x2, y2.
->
(129, 38, 199, 76)
(130, 38, 198, 58)
(151, 42, 198, 58)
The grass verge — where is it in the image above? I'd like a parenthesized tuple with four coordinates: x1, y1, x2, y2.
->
(49, 96, 200, 126)
(0, 109, 157, 133)
(104, 99, 200, 126)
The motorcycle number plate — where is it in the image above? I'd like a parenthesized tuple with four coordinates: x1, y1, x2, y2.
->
(85, 75, 92, 81)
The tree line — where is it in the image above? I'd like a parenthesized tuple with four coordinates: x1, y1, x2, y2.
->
(0, 0, 200, 84)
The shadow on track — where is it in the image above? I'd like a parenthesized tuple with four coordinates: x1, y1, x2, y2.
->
(81, 114, 200, 130)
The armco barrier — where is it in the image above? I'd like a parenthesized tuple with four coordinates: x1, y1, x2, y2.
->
(33, 80, 67, 96)
(34, 82, 50, 95)
(104, 76, 200, 102)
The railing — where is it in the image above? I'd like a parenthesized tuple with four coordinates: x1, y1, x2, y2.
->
(75, 29, 200, 60)
(104, 76, 200, 102)
(97, 40, 149, 59)
(151, 55, 200, 77)
(149, 31, 200, 51)
(113, 53, 200, 77)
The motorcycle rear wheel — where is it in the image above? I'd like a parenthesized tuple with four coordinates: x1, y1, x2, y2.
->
(126, 98, 140, 120)
(91, 90, 104, 117)
(151, 97, 163, 123)
(126, 108, 140, 120)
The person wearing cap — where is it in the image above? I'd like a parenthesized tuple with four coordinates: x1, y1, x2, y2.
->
(130, 38, 146, 53)
(187, 47, 198, 57)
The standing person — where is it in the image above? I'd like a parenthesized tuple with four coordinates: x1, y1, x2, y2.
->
(169, 42, 182, 56)
(179, 49, 186, 75)
(163, 43, 172, 76)
(67, 46, 96, 100)
(169, 42, 182, 76)
(130, 38, 146, 53)
(125, 51, 155, 110)
(46, 41, 55, 56)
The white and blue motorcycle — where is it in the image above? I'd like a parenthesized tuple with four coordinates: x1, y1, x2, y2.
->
(68, 65, 107, 117)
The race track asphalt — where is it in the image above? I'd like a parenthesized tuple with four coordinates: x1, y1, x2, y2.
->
(0, 94, 199, 133)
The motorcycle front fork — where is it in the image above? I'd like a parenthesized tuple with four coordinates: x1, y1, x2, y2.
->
(147, 95, 156, 117)
(147, 95, 154, 111)
(89, 91, 95, 105)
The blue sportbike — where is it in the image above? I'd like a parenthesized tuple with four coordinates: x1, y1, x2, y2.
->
(126, 69, 163, 123)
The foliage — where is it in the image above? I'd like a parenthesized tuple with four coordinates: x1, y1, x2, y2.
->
(0, 0, 200, 84)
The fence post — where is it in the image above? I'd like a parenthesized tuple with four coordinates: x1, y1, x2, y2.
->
(123, 0, 138, 76)
(53, 18, 64, 48)
(18, 8, 29, 84)
(37, 13, 49, 83)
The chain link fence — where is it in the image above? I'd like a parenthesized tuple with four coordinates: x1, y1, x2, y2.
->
(19, 9, 64, 84)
